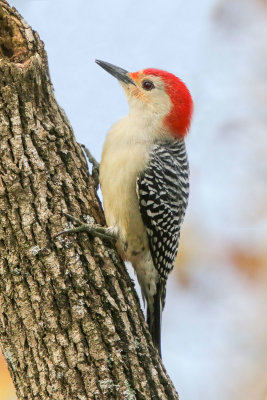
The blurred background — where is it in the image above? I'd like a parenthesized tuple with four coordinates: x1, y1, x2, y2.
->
(1, 0, 267, 399)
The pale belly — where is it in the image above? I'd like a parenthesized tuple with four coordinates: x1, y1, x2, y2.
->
(99, 115, 165, 300)
(100, 142, 150, 260)
(100, 144, 159, 300)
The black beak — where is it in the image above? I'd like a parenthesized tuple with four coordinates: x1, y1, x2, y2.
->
(95, 59, 136, 86)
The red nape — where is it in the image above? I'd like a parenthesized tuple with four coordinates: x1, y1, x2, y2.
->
(143, 68, 193, 138)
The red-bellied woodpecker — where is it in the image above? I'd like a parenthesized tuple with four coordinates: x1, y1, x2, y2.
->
(56, 60, 193, 357)
(96, 60, 193, 357)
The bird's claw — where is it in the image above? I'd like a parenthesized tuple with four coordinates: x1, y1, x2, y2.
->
(54, 213, 116, 242)
(80, 144, 100, 189)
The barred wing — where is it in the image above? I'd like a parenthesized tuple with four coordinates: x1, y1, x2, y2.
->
(137, 140, 189, 279)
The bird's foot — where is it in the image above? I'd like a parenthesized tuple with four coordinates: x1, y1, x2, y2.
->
(54, 213, 116, 242)
(80, 144, 100, 189)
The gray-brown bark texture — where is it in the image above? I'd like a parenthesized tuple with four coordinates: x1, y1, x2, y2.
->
(0, 2, 179, 399)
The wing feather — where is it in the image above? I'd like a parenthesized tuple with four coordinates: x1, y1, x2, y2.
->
(137, 140, 189, 281)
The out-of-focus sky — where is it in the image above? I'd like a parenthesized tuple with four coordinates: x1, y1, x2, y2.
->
(1, 0, 267, 399)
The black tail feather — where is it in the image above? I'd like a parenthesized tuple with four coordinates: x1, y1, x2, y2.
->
(147, 282, 162, 358)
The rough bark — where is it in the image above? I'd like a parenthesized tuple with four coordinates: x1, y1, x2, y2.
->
(0, 2, 179, 399)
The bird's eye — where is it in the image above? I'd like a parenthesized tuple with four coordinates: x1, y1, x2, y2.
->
(142, 80, 155, 91)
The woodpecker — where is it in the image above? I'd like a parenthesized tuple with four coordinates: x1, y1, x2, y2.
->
(94, 60, 193, 357)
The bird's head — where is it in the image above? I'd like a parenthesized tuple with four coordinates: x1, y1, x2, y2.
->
(96, 60, 193, 139)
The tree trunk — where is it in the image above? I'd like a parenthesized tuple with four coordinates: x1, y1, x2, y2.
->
(0, 2, 179, 399)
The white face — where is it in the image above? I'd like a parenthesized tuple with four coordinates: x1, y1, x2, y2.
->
(120, 73, 172, 121)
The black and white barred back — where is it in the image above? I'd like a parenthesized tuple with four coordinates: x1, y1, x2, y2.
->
(137, 139, 189, 304)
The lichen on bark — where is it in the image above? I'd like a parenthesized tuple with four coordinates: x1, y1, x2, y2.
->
(0, 1, 179, 399)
